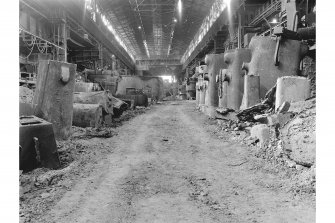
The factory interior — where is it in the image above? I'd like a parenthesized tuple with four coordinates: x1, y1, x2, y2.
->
(3, 0, 331, 221)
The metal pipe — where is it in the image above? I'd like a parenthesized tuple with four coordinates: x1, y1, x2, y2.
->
(238, 12, 242, 48)
(57, 25, 60, 61)
(62, 20, 67, 62)
(297, 26, 316, 39)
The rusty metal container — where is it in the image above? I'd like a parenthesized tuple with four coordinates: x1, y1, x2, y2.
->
(217, 71, 228, 108)
(33, 60, 76, 140)
(198, 78, 207, 106)
(20, 116, 60, 172)
(137, 94, 149, 107)
(204, 54, 227, 116)
(200, 80, 208, 113)
(242, 36, 308, 98)
(87, 74, 119, 95)
(218, 48, 251, 110)
(195, 82, 200, 106)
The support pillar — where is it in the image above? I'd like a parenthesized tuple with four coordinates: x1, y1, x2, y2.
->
(61, 13, 67, 62)
(98, 44, 103, 68)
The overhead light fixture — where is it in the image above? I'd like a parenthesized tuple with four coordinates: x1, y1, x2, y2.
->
(224, 0, 231, 12)
(144, 40, 150, 58)
(178, 0, 182, 17)
(270, 18, 278, 23)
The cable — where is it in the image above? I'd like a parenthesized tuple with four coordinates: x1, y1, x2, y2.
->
(23, 44, 35, 60)
(36, 39, 47, 54)
(23, 34, 36, 48)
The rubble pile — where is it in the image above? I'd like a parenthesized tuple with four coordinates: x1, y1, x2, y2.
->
(242, 98, 316, 168)
(211, 97, 316, 198)
(218, 98, 316, 168)
(308, 71, 316, 97)
(19, 137, 112, 223)
(216, 119, 252, 133)
(19, 103, 150, 222)
(111, 106, 150, 127)
(302, 56, 316, 98)
(210, 73, 316, 195)
(71, 126, 118, 139)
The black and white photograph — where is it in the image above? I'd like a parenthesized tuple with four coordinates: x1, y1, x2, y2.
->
(2, 0, 331, 222)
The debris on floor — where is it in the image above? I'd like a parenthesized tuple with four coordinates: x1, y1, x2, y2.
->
(19, 104, 150, 223)
(16, 0, 317, 221)
(19, 86, 34, 104)
(202, 74, 316, 202)
(73, 127, 118, 139)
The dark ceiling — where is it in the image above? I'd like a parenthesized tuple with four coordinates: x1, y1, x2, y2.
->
(97, 0, 216, 61)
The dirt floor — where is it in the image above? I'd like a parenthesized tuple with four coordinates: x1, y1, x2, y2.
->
(20, 101, 315, 223)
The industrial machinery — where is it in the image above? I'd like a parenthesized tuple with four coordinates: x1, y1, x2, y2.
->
(33, 60, 77, 140)
(242, 36, 308, 98)
(84, 69, 121, 95)
(20, 116, 60, 172)
(185, 77, 196, 100)
(240, 0, 315, 104)
(203, 54, 226, 117)
(117, 88, 149, 107)
(216, 48, 251, 110)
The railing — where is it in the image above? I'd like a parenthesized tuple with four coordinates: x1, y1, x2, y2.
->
(19, 72, 37, 85)
(19, 28, 65, 51)
(259, 19, 287, 36)
(249, 0, 281, 27)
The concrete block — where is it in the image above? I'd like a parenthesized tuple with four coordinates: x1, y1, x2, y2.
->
(250, 124, 270, 147)
(275, 76, 311, 110)
(240, 75, 260, 110)
(20, 116, 60, 172)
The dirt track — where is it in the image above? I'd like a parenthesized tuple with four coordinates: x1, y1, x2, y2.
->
(39, 101, 315, 223)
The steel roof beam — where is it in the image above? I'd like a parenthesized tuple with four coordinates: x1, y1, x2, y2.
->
(57, 0, 135, 70)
